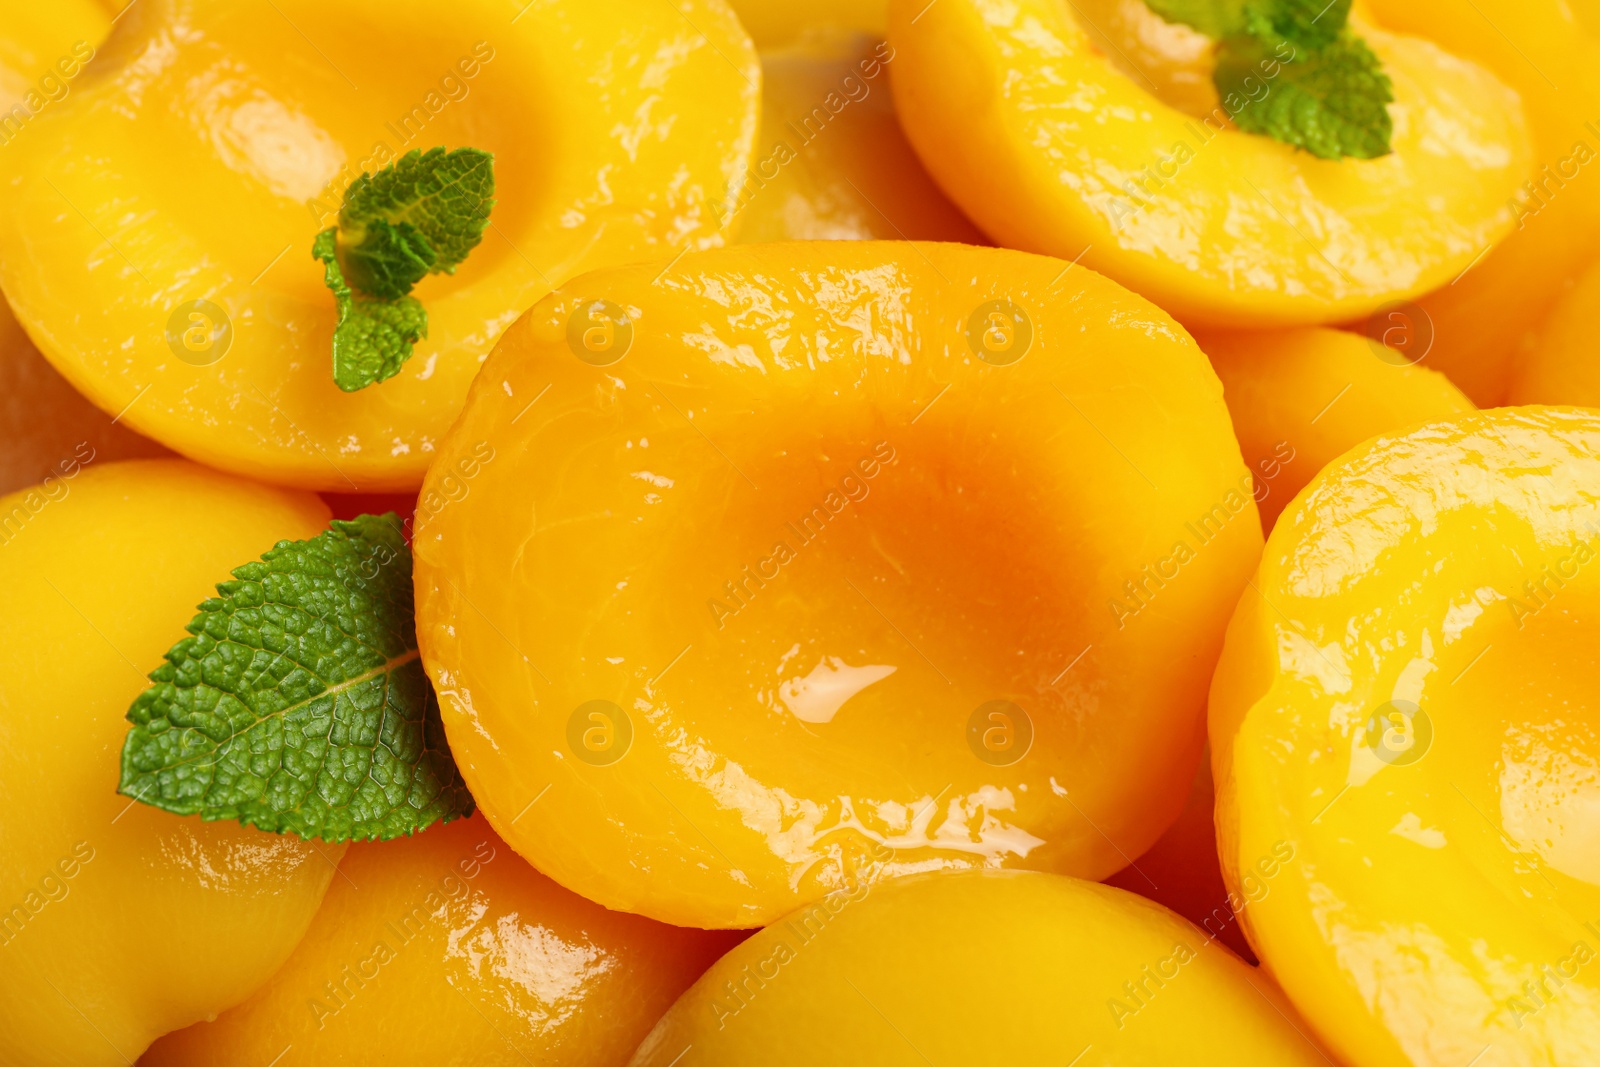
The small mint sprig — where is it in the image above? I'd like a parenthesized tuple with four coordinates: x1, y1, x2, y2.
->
(118, 513, 475, 842)
(312, 147, 496, 391)
(1143, 0, 1393, 160)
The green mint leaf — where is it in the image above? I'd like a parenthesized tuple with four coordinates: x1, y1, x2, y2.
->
(310, 148, 494, 391)
(1142, 0, 1246, 38)
(1242, 0, 1350, 50)
(313, 228, 428, 392)
(344, 219, 438, 302)
(1141, 0, 1390, 159)
(1217, 29, 1393, 160)
(1143, 0, 1350, 45)
(118, 513, 474, 843)
(341, 146, 495, 296)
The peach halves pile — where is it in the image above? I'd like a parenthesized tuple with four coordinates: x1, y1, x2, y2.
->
(1, 1, 1597, 1065)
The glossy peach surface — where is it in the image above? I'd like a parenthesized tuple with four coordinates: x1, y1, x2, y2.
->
(629, 870, 1330, 1065)
(727, 0, 887, 48)
(7, 0, 1591, 1056)
(1105, 753, 1252, 961)
(0, 0, 105, 108)
(413, 242, 1262, 928)
(0, 0, 168, 496)
(1363, 0, 1600, 405)
(1510, 256, 1600, 407)
(1068, 0, 1216, 118)
(1576, 0, 1600, 38)
(0, 0, 758, 491)
(145, 815, 739, 1067)
(733, 32, 984, 244)
(1211, 408, 1600, 1064)
(1199, 325, 1473, 529)
(0, 296, 170, 497)
(0, 460, 343, 1067)
(888, 0, 1532, 327)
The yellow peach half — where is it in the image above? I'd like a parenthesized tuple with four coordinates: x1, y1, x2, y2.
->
(145, 815, 740, 1067)
(1361, 0, 1600, 405)
(413, 241, 1262, 928)
(1212, 408, 1600, 1064)
(0, 0, 758, 491)
(0, 460, 343, 1067)
(629, 870, 1331, 1065)
(732, 32, 983, 244)
(887, 0, 1532, 327)
(1198, 325, 1473, 530)
(0, 0, 169, 496)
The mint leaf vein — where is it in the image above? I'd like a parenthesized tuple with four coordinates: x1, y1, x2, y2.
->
(118, 513, 474, 842)
(343, 146, 495, 293)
